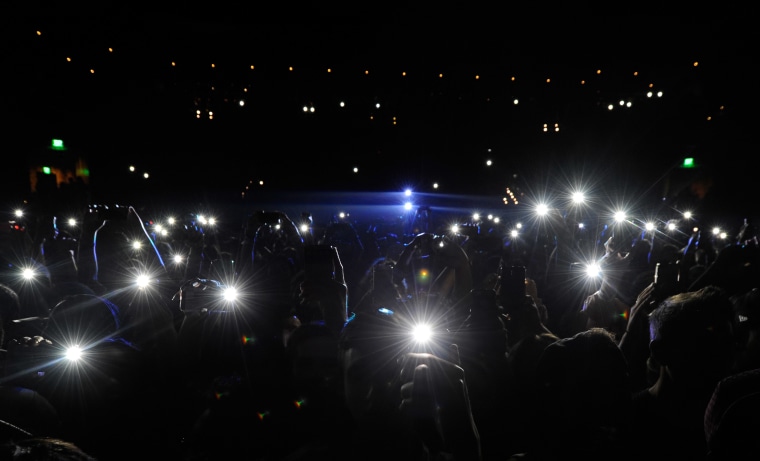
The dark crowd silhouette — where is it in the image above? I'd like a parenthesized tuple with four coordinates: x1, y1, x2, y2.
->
(1, 186, 759, 461)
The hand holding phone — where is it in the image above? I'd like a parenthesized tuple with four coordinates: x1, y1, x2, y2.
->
(300, 245, 348, 332)
(501, 265, 526, 306)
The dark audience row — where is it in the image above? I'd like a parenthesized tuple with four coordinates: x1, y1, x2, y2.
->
(0, 198, 757, 460)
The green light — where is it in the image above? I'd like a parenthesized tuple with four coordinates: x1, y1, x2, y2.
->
(42, 166, 51, 174)
(51, 139, 65, 150)
(682, 157, 695, 168)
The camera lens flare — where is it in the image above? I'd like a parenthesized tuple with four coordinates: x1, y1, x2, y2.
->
(586, 263, 602, 278)
(135, 274, 151, 288)
(65, 345, 83, 361)
(411, 323, 433, 344)
(416, 268, 431, 284)
(223, 287, 238, 302)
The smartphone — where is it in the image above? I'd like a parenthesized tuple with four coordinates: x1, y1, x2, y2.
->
(256, 211, 284, 225)
(502, 265, 527, 303)
(653, 261, 680, 301)
(371, 262, 394, 292)
(471, 288, 498, 313)
(304, 244, 336, 281)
